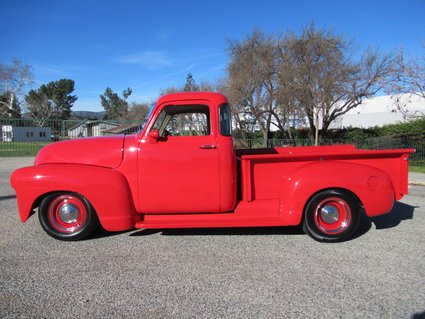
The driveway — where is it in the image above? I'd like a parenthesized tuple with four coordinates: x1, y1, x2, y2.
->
(1, 158, 424, 318)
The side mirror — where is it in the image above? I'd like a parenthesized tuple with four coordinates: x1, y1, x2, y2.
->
(146, 129, 159, 144)
(148, 130, 159, 140)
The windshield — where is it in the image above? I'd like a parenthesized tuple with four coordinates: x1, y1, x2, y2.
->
(138, 102, 156, 133)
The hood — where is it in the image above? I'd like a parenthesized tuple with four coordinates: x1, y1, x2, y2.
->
(35, 135, 125, 168)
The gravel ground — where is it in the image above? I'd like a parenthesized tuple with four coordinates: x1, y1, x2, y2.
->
(1, 158, 424, 319)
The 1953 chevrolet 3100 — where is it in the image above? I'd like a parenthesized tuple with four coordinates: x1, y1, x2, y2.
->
(10, 92, 415, 242)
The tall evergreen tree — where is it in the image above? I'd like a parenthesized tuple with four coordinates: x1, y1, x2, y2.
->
(183, 73, 199, 92)
(100, 87, 132, 120)
(26, 79, 77, 121)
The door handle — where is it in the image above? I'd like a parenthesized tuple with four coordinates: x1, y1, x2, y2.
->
(200, 144, 217, 149)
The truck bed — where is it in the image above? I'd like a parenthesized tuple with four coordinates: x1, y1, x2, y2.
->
(237, 144, 414, 202)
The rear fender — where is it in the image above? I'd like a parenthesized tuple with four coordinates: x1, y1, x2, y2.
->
(10, 164, 138, 231)
(278, 161, 395, 225)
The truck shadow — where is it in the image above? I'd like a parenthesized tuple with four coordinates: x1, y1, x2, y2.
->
(130, 202, 416, 240)
(95, 201, 416, 240)
(0, 195, 16, 201)
(130, 226, 304, 237)
(369, 201, 416, 229)
(354, 201, 417, 239)
(411, 310, 425, 319)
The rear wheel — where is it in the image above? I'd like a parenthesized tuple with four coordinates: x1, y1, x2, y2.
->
(303, 190, 361, 242)
(39, 192, 99, 241)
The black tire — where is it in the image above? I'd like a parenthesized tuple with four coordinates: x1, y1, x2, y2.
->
(303, 189, 361, 242)
(39, 192, 99, 241)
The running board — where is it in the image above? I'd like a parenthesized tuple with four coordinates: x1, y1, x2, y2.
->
(135, 199, 286, 229)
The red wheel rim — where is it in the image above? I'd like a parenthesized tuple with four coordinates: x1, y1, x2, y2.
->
(314, 197, 352, 235)
(47, 195, 88, 234)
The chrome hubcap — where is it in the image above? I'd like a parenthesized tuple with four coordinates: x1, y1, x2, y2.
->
(314, 197, 352, 235)
(47, 195, 88, 234)
(320, 204, 340, 224)
(58, 203, 80, 224)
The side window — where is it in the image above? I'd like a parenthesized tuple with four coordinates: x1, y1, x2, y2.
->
(219, 104, 232, 136)
(152, 110, 166, 131)
(151, 105, 211, 137)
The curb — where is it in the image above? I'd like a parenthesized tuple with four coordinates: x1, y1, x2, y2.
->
(408, 180, 425, 187)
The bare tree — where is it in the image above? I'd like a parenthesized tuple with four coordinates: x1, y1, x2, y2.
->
(226, 29, 283, 146)
(276, 24, 394, 144)
(0, 59, 33, 117)
(385, 48, 425, 119)
(26, 94, 55, 127)
(198, 80, 220, 92)
(159, 86, 181, 96)
(124, 102, 149, 121)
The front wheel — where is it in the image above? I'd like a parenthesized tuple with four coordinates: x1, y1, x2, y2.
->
(39, 192, 99, 241)
(303, 190, 361, 242)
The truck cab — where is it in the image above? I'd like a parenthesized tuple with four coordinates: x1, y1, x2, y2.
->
(137, 93, 236, 214)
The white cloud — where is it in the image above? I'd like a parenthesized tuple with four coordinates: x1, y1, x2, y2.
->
(32, 64, 87, 86)
(139, 63, 198, 87)
(116, 51, 173, 69)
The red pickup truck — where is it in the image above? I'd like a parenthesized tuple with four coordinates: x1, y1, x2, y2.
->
(10, 92, 414, 242)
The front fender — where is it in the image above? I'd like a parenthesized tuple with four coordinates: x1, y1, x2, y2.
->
(10, 164, 138, 231)
(278, 161, 395, 225)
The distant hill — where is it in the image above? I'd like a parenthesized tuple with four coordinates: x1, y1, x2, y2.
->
(71, 111, 106, 120)
(20, 111, 106, 120)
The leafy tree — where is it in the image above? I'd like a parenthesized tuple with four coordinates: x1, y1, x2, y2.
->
(25, 79, 77, 122)
(0, 58, 33, 118)
(100, 87, 132, 120)
(44, 79, 78, 119)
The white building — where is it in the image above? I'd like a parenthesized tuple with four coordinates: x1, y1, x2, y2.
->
(329, 94, 425, 129)
(1, 125, 52, 142)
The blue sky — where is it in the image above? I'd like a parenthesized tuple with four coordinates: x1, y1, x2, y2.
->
(1, 0, 424, 112)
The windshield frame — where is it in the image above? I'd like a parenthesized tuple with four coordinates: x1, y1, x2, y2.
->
(138, 102, 156, 134)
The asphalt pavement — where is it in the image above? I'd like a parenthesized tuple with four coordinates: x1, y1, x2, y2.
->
(1, 157, 425, 319)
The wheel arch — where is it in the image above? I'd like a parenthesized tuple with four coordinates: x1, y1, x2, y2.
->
(278, 161, 394, 225)
(11, 164, 139, 232)
(31, 190, 66, 212)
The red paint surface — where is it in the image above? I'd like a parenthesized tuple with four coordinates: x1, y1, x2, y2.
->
(10, 92, 414, 234)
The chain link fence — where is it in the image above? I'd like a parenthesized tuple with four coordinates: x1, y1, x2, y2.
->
(1, 117, 424, 166)
(0, 118, 140, 156)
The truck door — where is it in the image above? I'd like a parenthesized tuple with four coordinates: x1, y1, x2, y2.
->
(138, 103, 220, 213)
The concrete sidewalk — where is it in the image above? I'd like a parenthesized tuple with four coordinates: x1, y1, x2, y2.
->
(409, 172, 425, 186)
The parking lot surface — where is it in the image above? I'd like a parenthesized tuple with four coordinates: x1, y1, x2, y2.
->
(1, 158, 424, 318)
